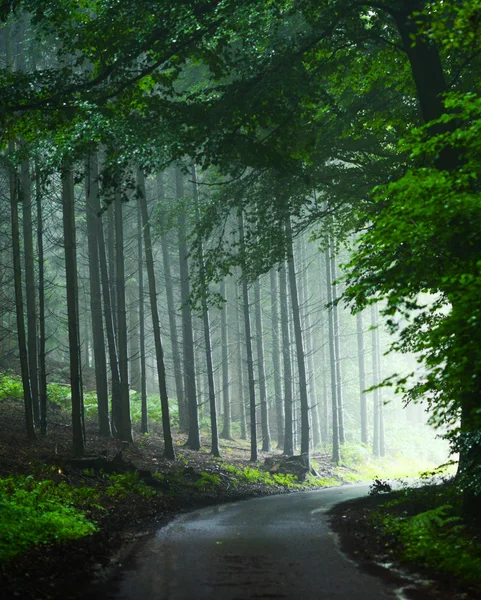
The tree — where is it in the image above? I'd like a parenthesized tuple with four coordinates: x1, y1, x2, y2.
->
(137, 169, 175, 459)
(62, 166, 84, 456)
(176, 166, 201, 450)
(85, 153, 111, 437)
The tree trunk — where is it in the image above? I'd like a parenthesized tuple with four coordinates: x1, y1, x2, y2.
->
(269, 268, 284, 450)
(96, 180, 121, 437)
(138, 198, 148, 434)
(62, 166, 84, 456)
(157, 174, 187, 431)
(279, 263, 293, 456)
(192, 165, 220, 456)
(137, 169, 175, 459)
(285, 218, 310, 461)
(9, 142, 35, 440)
(357, 311, 368, 445)
(219, 279, 233, 440)
(331, 255, 345, 445)
(85, 153, 111, 437)
(114, 188, 132, 443)
(238, 211, 257, 461)
(254, 277, 271, 452)
(325, 240, 340, 463)
(371, 303, 380, 457)
(21, 156, 39, 424)
(234, 278, 247, 440)
(35, 160, 47, 436)
(176, 166, 201, 450)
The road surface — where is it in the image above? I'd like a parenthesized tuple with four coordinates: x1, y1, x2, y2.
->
(112, 484, 398, 599)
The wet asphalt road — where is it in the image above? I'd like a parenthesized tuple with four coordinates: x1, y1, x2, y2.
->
(113, 484, 397, 600)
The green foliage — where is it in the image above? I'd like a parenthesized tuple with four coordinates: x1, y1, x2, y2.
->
(0, 373, 23, 401)
(222, 464, 300, 488)
(192, 472, 221, 490)
(0, 476, 97, 562)
(103, 472, 156, 499)
(377, 504, 481, 584)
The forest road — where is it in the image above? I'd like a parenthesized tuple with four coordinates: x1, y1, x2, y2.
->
(110, 483, 397, 600)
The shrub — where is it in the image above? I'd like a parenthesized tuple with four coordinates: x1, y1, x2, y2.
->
(0, 476, 97, 562)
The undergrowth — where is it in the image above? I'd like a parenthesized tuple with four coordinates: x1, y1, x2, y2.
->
(371, 481, 481, 585)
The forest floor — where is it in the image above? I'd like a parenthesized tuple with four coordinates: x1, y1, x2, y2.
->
(0, 399, 345, 600)
(329, 489, 481, 599)
(2, 399, 478, 599)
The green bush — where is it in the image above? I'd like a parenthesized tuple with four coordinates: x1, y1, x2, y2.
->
(375, 500, 481, 584)
(0, 373, 23, 401)
(0, 476, 97, 562)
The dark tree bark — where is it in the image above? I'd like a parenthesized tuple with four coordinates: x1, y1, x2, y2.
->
(219, 279, 233, 440)
(238, 211, 257, 461)
(279, 263, 293, 456)
(21, 156, 39, 424)
(9, 142, 35, 440)
(192, 165, 219, 456)
(286, 218, 310, 460)
(325, 239, 340, 464)
(114, 188, 133, 443)
(85, 153, 111, 437)
(107, 203, 117, 341)
(137, 169, 175, 459)
(371, 303, 380, 457)
(96, 177, 121, 437)
(157, 174, 187, 432)
(137, 198, 148, 434)
(35, 160, 47, 436)
(269, 268, 284, 450)
(234, 278, 247, 440)
(62, 166, 84, 456)
(176, 166, 201, 450)
(254, 277, 271, 452)
(357, 311, 368, 445)
(330, 255, 345, 445)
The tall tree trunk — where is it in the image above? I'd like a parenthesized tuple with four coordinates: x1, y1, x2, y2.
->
(219, 279, 232, 440)
(137, 169, 175, 459)
(234, 278, 247, 440)
(298, 237, 321, 448)
(138, 199, 148, 434)
(371, 303, 380, 457)
(85, 153, 111, 437)
(325, 239, 340, 463)
(331, 255, 345, 445)
(238, 211, 257, 461)
(285, 218, 310, 461)
(62, 167, 84, 456)
(96, 181, 121, 437)
(35, 161, 47, 436)
(21, 156, 39, 424)
(157, 174, 187, 431)
(357, 311, 368, 445)
(192, 165, 219, 456)
(9, 142, 35, 440)
(254, 277, 271, 452)
(107, 204, 117, 341)
(114, 188, 132, 443)
(176, 166, 201, 450)
(279, 263, 293, 456)
(269, 268, 284, 449)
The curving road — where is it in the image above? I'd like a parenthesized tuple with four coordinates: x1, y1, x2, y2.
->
(112, 484, 397, 600)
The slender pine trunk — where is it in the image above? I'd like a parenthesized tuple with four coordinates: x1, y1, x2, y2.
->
(114, 188, 132, 443)
(35, 161, 47, 436)
(137, 169, 175, 459)
(9, 142, 35, 440)
(325, 238, 340, 463)
(269, 268, 284, 450)
(62, 166, 84, 456)
(279, 263, 293, 456)
(85, 154, 111, 437)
